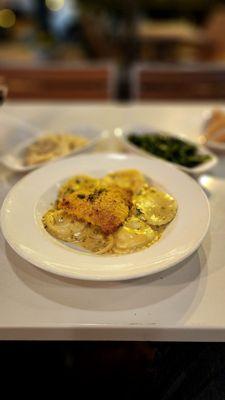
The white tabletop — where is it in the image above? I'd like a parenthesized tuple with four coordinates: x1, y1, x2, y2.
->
(1, 101, 225, 341)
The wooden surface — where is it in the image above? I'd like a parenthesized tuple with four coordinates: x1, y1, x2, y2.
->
(131, 65, 225, 100)
(0, 64, 117, 100)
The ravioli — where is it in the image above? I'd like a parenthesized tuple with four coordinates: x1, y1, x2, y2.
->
(43, 209, 86, 242)
(113, 216, 159, 253)
(133, 186, 177, 226)
(103, 169, 146, 194)
(43, 209, 114, 253)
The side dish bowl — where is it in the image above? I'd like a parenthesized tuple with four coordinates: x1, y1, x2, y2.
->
(201, 109, 225, 153)
(0, 121, 104, 172)
(116, 125, 218, 175)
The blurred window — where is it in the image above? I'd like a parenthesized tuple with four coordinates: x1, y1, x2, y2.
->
(48, 0, 80, 39)
(1, 0, 35, 13)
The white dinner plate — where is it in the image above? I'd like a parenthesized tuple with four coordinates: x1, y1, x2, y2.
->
(115, 125, 218, 175)
(0, 153, 210, 281)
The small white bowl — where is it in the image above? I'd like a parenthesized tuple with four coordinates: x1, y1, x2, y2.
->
(0, 119, 105, 172)
(204, 132, 225, 153)
(201, 110, 225, 153)
(115, 124, 218, 176)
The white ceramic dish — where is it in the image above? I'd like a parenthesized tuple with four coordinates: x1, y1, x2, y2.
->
(204, 134, 225, 153)
(115, 125, 218, 175)
(201, 110, 225, 153)
(0, 153, 210, 281)
(0, 123, 104, 172)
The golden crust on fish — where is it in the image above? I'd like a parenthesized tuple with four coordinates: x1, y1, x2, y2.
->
(59, 184, 132, 234)
(58, 175, 99, 201)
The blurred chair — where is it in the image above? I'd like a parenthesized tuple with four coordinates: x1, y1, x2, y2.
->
(80, 14, 112, 59)
(0, 76, 8, 104)
(0, 62, 117, 100)
(130, 63, 225, 100)
(204, 4, 225, 62)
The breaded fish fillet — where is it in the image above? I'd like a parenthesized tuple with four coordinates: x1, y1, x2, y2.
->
(58, 184, 132, 234)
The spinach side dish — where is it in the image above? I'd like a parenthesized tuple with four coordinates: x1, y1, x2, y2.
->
(128, 133, 211, 168)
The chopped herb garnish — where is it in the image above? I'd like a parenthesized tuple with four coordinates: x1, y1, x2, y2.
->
(65, 188, 74, 195)
(88, 188, 106, 202)
(136, 208, 142, 216)
(88, 193, 95, 202)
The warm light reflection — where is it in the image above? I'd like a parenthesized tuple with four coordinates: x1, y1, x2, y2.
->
(0, 9, 16, 28)
(198, 175, 215, 191)
(114, 128, 123, 137)
(45, 0, 65, 12)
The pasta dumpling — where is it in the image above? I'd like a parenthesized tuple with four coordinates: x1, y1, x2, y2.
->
(133, 186, 177, 226)
(103, 169, 147, 194)
(43, 209, 86, 242)
(113, 216, 159, 253)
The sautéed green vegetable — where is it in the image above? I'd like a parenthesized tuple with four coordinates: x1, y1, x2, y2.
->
(128, 133, 211, 168)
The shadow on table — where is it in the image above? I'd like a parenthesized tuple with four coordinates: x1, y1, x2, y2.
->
(6, 242, 208, 325)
